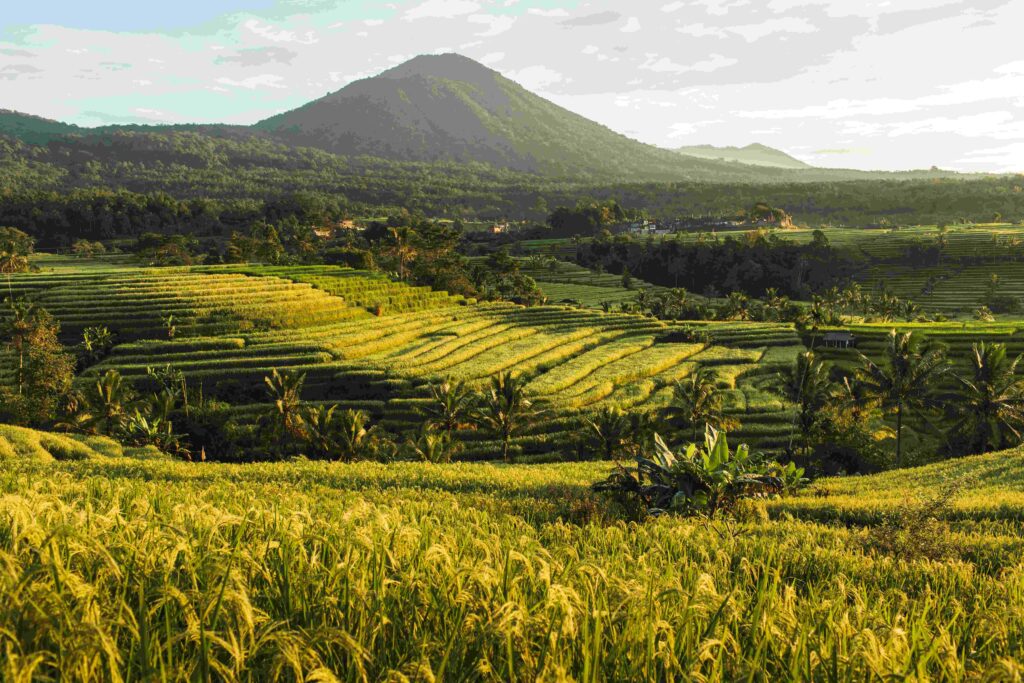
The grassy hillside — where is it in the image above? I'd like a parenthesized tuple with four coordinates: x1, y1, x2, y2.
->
(1, 433, 1022, 680)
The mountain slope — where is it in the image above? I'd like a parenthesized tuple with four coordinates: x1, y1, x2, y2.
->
(254, 54, 780, 181)
(676, 143, 811, 170)
(0, 110, 85, 145)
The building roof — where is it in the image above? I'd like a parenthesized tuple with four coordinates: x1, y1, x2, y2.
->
(823, 331, 856, 340)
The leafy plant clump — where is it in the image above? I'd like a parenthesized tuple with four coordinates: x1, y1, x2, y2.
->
(593, 426, 804, 518)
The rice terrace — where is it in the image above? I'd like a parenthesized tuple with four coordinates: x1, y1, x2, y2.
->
(3, 3, 1024, 681)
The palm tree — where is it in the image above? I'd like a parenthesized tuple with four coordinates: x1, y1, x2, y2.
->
(81, 369, 135, 435)
(334, 409, 377, 463)
(474, 372, 538, 462)
(0, 250, 28, 299)
(763, 288, 788, 322)
(581, 406, 633, 460)
(420, 377, 476, 441)
(265, 369, 306, 439)
(385, 226, 417, 280)
(661, 366, 738, 443)
(1, 298, 38, 394)
(302, 403, 341, 460)
(952, 343, 1024, 454)
(405, 425, 460, 463)
(722, 292, 751, 321)
(856, 329, 948, 466)
(780, 352, 833, 455)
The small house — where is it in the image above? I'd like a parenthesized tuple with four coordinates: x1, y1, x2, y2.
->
(822, 331, 857, 349)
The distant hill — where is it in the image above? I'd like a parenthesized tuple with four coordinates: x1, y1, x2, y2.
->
(0, 110, 84, 145)
(253, 54, 782, 181)
(676, 143, 811, 170)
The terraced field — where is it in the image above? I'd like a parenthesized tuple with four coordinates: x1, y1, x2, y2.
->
(859, 262, 1024, 314)
(3, 256, 805, 459)
(518, 259, 666, 308)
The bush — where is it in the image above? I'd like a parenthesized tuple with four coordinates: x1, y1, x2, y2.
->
(593, 426, 790, 519)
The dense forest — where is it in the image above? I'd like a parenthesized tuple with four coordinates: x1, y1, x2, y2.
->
(2, 130, 1023, 246)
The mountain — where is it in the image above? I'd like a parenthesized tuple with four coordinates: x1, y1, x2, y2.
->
(675, 143, 811, 170)
(253, 54, 781, 181)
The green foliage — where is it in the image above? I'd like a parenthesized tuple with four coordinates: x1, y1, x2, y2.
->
(662, 367, 739, 443)
(856, 330, 948, 466)
(473, 371, 539, 462)
(950, 342, 1024, 454)
(0, 302, 74, 425)
(594, 426, 787, 518)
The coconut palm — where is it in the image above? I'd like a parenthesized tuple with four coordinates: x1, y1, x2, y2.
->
(722, 292, 751, 321)
(581, 406, 633, 461)
(780, 351, 833, 455)
(384, 226, 418, 280)
(952, 342, 1024, 454)
(79, 369, 135, 435)
(334, 408, 378, 462)
(421, 377, 476, 441)
(265, 369, 306, 440)
(661, 366, 738, 443)
(856, 329, 948, 466)
(405, 425, 460, 463)
(1, 298, 38, 394)
(474, 372, 539, 462)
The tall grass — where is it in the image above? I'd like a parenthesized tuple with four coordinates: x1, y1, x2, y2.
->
(1, 451, 1024, 680)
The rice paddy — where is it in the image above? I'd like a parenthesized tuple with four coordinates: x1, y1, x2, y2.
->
(1, 429, 1023, 680)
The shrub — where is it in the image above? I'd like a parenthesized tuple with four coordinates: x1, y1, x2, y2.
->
(593, 426, 788, 519)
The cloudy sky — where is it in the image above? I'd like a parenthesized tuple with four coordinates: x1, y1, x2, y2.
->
(2, 0, 1022, 172)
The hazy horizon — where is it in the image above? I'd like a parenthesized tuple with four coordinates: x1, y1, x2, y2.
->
(2, 0, 1022, 173)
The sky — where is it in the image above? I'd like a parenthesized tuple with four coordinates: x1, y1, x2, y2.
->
(1, 0, 1022, 172)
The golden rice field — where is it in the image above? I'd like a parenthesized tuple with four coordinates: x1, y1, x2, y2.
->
(1, 426, 1023, 681)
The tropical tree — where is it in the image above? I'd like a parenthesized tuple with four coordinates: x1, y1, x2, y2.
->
(0, 305, 74, 425)
(384, 226, 418, 280)
(333, 409, 379, 462)
(581, 406, 633, 460)
(80, 326, 115, 365)
(856, 329, 948, 466)
(780, 351, 833, 455)
(763, 287, 789, 322)
(80, 369, 136, 435)
(951, 342, 1024, 454)
(301, 403, 342, 460)
(405, 425, 460, 463)
(264, 369, 306, 440)
(1, 298, 38, 393)
(580, 406, 659, 461)
(420, 377, 476, 441)
(0, 227, 32, 297)
(722, 292, 751, 321)
(661, 367, 738, 443)
(474, 372, 539, 462)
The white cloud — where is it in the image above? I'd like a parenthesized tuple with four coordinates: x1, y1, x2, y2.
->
(728, 17, 818, 42)
(621, 17, 641, 33)
(215, 74, 287, 90)
(507, 65, 567, 90)
(403, 0, 480, 21)
(243, 20, 318, 45)
(467, 14, 516, 37)
(640, 53, 737, 74)
(527, 8, 569, 17)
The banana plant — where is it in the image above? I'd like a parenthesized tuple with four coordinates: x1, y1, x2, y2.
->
(594, 425, 790, 518)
